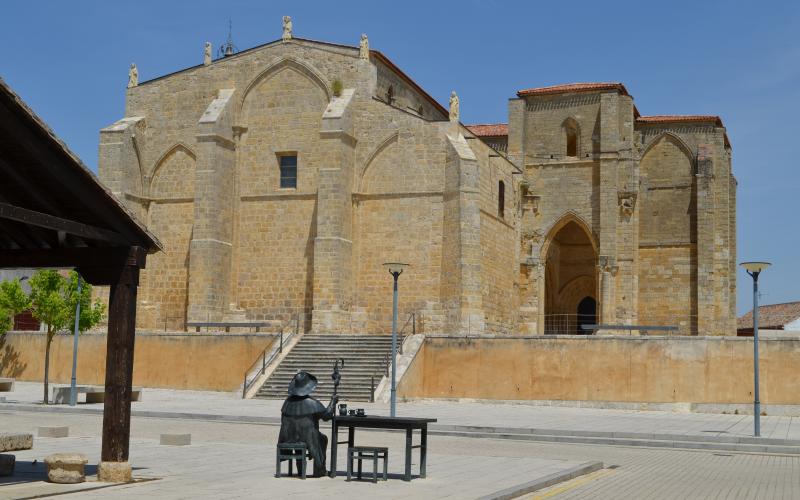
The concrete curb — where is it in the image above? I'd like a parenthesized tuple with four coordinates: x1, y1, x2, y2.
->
(6, 403, 800, 455)
(479, 461, 603, 500)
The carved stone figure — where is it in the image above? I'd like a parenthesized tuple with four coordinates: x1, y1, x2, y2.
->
(449, 91, 459, 122)
(618, 192, 637, 216)
(359, 33, 369, 60)
(282, 16, 293, 41)
(127, 63, 138, 88)
(278, 371, 337, 477)
(204, 42, 212, 65)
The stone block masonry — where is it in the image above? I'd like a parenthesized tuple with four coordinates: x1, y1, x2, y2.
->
(97, 33, 735, 337)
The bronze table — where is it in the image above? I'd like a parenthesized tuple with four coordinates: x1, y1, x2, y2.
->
(329, 415, 437, 481)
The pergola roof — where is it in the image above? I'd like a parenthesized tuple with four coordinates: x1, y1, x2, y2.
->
(0, 77, 160, 275)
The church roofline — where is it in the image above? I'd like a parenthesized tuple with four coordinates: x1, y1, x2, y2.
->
(465, 123, 508, 137)
(636, 114, 724, 127)
(516, 82, 631, 98)
(637, 115, 730, 149)
(134, 37, 448, 117)
(369, 50, 448, 118)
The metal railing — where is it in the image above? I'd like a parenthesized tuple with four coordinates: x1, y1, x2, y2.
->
(543, 314, 597, 335)
(543, 314, 680, 336)
(241, 314, 300, 398)
(398, 312, 416, 354)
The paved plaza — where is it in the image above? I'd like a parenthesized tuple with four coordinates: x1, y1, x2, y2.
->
(5, 382, 800, 445)
(3, 383, 800, 498)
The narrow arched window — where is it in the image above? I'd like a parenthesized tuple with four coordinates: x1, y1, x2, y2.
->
(498, 180, 505, 218)
(386, 85, 394, 104)
(566, 127, 578, 157)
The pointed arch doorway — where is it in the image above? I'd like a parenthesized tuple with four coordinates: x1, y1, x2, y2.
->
(542, 217, 598, 335)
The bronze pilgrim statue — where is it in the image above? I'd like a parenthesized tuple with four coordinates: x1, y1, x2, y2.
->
(279, 370, 338, 477)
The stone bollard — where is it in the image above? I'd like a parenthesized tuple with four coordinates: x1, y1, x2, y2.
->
(38, 426, 69, 438)
(44, 453, 88, 484)
(0, 454, 15, 476)
(160, 433, 191, 446)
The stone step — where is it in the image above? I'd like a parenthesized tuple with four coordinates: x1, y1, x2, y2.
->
(254, 334, 394, 402)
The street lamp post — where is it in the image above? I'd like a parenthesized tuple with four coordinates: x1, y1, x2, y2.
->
(740, 261, 771, 437)
(383, 262, 409, 417)
(69, 274, 83, 407)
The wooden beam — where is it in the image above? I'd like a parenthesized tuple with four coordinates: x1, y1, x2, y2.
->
(0, 101, 145, 245)
(0, 247, 147, 284)
(0, 202, 129, 245)
(101, 263, 139, 464)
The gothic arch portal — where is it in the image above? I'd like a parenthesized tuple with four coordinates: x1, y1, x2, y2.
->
(542, 214, 598, 334)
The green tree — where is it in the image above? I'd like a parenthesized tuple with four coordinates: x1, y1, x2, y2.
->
(28, 270, 105, 404)
(0, 278, 31, 334)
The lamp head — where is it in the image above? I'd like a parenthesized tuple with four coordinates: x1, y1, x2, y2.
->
(740, 262, 771, 274)
(383, 262, 410, 275)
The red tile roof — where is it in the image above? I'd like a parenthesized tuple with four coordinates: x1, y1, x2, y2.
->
(637, 115, 724, 127)
(466, 123, 508, 137)
(517, 82, 630, 98)
(738, 301, 800, 330)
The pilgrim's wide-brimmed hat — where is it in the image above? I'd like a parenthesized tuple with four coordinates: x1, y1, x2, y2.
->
(288, 371, 318, 397)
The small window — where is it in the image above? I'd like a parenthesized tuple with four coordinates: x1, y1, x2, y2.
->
(566, 128, 578, 157)
(279, 154, 297, 189)
(386, 85, 394, 104)
(498, 180, 505, 218)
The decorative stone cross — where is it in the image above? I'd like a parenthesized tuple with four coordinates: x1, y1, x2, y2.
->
(127, 63, 138, 88)
(359, 34, 369, 60)
(282, 16, 293, 41)
(449, 91, 459, 122)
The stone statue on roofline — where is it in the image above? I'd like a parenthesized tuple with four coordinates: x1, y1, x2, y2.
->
(127, 63, 138, 88)
(449, 90, 459, 122)
(204, 42, 212, 65)
(359, 33, 369, 60)
(282, 16, 293, 41)
(278, 371, 338, 477)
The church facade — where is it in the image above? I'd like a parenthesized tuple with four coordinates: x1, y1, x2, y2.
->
(99, 26, 736, 336)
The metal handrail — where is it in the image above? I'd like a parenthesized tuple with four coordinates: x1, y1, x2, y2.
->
(241, 314, 299, 398)
(398, 311, 416, 354)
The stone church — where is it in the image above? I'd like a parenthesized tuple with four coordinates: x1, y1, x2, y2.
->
(99, 22, 736, 336)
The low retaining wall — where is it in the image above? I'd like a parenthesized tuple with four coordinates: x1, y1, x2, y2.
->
(0, 331, 275, 392)
(398, 336, 800, 404)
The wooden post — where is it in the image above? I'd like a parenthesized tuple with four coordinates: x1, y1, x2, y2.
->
(98, 258, 140, 481)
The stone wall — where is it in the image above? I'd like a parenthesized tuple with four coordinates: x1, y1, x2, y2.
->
(98, 35, 736, 337)
(0, 332, 275, 391)
(398, 336, 800, 404)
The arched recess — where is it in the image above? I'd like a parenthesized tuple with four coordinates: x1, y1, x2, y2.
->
(638, 131, 696, 332)
(639, 132, 695, 241)
(234, 57, 329, 325)
(238, 57, 330, 117)
(641, 132, 693, 165)
(353, 131, 440, 333)
(562, 117, 581, 158)
(357, 132, 398, 191)
(142, 142, 196, 331)
(542, 213, 598, 334)
(149, 143, 196, 199)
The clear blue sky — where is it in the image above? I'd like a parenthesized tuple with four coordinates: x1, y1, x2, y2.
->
(1, 1, 797, 315)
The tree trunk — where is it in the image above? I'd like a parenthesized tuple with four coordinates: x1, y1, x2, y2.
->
(43, 330, 52, 404)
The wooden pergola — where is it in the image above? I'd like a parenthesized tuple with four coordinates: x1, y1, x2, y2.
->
(0, 78, 161, 475)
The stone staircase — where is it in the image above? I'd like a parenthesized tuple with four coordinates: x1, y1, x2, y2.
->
(254, 334, 394, 402)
